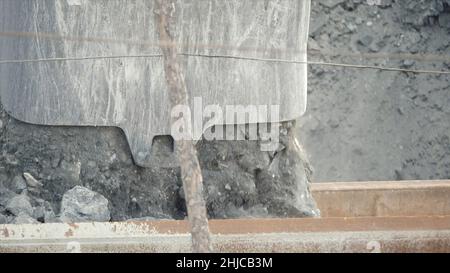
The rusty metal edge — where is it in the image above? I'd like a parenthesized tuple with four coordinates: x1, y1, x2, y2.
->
(311, 180, 450, 218)
(2, 216, 450, 240)
(311, 180, 450, 192)
(1, 216, 450, 253)
(1, 230, 449, 253)
(1, 180, 450, 253)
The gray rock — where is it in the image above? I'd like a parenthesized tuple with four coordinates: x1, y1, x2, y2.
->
(367, 0, 392, 7)
(59, 160, 82, 184)
(23, 172, 43, 188)
(13, 212, 39, 224)
(395, 0, 448, 26)
(310, 14, 329, 38)
(0, 214, 8, 224)
(60, 186, 111, 223)
(439, 13, 450, 29)
(31, 200, 59, 223)
(11, 175, 27, 194)
(0, 186, 16, 207)
(32, 206, 45, 221)
(37, 201, 59, 223)
(197, 122, 319, 219)
(237, 152, 270, 173)
(320, 0, 345, 9)
(23, 172, 44, 196)
(6, 194, 33, 216)
(358, 35, 374, 47)
(44, 209, 60, 223)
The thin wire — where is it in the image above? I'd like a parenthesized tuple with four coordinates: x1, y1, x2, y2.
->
(307, 49, 450, 63)
(306, 60, 450, 75)
(1, 31, 449, 74)
(182, 53, 450, 75)
(1, 53, 449, 75)
(3, 31, 450, 63)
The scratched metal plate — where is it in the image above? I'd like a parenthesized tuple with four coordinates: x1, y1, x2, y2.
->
(0, 0, 310, 166)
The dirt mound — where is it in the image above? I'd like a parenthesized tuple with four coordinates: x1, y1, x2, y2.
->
(0, 105, 318, 223)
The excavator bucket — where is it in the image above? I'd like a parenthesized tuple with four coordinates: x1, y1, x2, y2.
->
(0, 0, 311, 166)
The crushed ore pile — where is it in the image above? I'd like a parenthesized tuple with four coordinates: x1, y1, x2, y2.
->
(0, 110, 318, 224)
(301, 0, 450, 182)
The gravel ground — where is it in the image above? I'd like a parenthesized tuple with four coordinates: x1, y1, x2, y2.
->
(300, 0, 450, 182)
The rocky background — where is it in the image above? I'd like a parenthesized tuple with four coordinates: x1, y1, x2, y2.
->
(1, 0, 450, 224)
(300, 0, 450, 182)
(0, 112, 318, 224)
